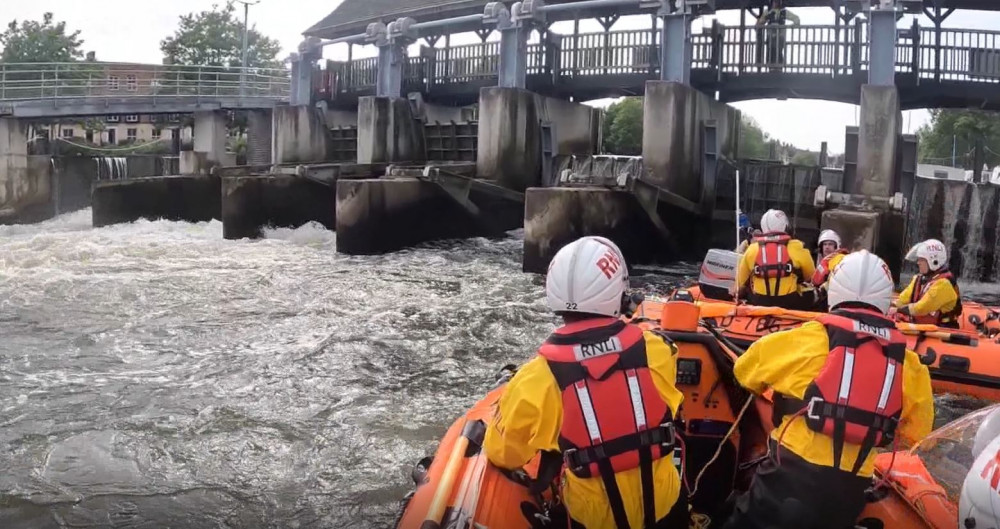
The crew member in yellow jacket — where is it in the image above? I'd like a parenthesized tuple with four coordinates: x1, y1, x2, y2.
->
(734, 209, 816, 310)
(722, 251, 934, 529)
(896, 239, 962, 328)
(485, 236, 688, 529)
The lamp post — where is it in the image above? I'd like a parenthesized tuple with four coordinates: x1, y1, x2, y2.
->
(234, 0, 260, 95)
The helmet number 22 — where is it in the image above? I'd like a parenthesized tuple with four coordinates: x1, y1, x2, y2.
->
(566, 302, 578, 310)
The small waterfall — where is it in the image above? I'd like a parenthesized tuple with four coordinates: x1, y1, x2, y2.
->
(907, 176, 1000, 282)
(96, 157, 129, 180)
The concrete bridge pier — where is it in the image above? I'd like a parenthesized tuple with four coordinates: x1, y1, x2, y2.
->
(523, 81, 740, 273)
(180, 110, 233, 175)
(0, 117, 34, 223)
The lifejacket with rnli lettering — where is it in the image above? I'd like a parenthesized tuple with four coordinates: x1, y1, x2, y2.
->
(752, 232, 799, 297)
(539, 317, 676, 529)
(911, 270, 964, 326)
(774, 308, 907, 474)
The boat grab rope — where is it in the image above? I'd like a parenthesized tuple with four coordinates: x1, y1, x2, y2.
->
(689, 511, 711, 529)
(688, 394, 755, 501)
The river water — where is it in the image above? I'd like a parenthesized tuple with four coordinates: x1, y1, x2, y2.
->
(1, 211, 997, 529)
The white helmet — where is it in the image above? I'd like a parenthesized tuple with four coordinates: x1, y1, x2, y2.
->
(818, 229, 842, 249)
(760, 209, 789, 234)
(546, 236, 628, 317)
(905, 239, 948, 272)
(827, 250, 894, 314)
(960, 432, 1000, 529)
(973, 407, 1000, 460)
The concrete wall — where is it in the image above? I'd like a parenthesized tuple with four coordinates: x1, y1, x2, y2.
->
(642, 81, 741, 205)
(476, 87, 599, 193)
(92, 175, 221, 227)
(246, 109, 273, 166)
(336, 178, 484, 255)
(356, 96, 425, 164)
(0, 118, 33, 217)
(221, 175, 337, 239)
(855, 85, 901, 197)
(907, 177, 1000, 282)
(272, 105, 335, 165)
(522, 187, 672, 273)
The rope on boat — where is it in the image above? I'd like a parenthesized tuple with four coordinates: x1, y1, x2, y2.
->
(688, 394, 755, 501)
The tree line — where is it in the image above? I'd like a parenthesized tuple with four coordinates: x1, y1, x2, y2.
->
(601, 97, 828, 166)
(0, 3, 282, 68)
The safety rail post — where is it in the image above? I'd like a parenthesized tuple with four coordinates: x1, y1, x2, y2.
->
(1, 64, 5, 100)
(910, 18, 920, 77)
(851, 18, 863, 76)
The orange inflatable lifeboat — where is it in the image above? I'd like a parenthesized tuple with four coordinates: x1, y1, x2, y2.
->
(394, 298, 999, 529)
(637, 294, 1000, 402)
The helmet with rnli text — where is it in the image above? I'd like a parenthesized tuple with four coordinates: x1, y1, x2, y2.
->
(826, 250, 894, 315)
(818, 229, 842, 249)
(546, 236, 629, 317)
(760, 209, 789, 234)
(906, 239, 948, 272)
(960, 427, 1000, 529)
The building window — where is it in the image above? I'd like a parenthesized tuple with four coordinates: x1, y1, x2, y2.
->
(126, 128, 138, 141)
(125, 114, 139, 123)
(151, 129, 161, 140)
(106, 115, 120, 123)
(61, 128, 75, 138)
(107, 75, 120, 90)
(126, 75, 137, 91)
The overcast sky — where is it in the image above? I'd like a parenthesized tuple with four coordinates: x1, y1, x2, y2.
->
(4, 1, 999, 153)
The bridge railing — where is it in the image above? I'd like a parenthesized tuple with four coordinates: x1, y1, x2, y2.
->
(918, 27, 1000, 82)
(322, 22, 1000, 95)
(0, 62, 290, 102)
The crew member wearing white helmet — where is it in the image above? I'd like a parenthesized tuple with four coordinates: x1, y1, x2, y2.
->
(960, 406, 1000, 529)
(722, 251, 934, 529)
(484, 236, 689, 529)
(896, 239, 963, 328)
(734, 209, 816, 310)
(811, 229, 848, 292)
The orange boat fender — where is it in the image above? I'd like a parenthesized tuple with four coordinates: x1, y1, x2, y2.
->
(874, 452, 956, 529)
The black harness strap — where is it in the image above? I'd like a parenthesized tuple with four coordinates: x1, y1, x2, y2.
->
(597, 457, 632, 529)
(639, 444, 656, 528)
(563, 424, 676, 477)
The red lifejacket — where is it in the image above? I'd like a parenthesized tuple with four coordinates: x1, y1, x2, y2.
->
(911, 270, 963, 325)
(812, 249, 849, 288)
(539, 317, 676, 529)
(776, 308, 907, 474)
(752, 232, 799, 296)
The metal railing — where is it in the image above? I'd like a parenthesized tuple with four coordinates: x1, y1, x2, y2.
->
(0, 62, 291, 102)
(321, 22, 1000, 95)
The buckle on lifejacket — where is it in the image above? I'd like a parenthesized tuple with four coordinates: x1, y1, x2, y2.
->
(563, 448, 584, 475)
(658, 422, 677, 448)
(805, 397, 824, 421)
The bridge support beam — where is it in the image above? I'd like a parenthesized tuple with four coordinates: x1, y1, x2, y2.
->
(0, 118, 29, 214)
(246, 109, 273, 166)
(868, 3, 899, 86)
(181, 110, 232, 175)
(290, 38, 322, 106)
(661, 13, 693, 84)
(485, 1, 544, 89)
(368, 19, 416, 98)
(855, 84, 901, 198)
(357, 96, 425, 164)
(272, 105, 335, 165)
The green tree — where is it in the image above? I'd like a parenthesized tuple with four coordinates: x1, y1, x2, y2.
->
(917, 109, 1000, 168)
(0, 12, 84, 62)
(739, 117, 771, 160)
(602, 97, 643, 155)
(160, 2, 282, 68)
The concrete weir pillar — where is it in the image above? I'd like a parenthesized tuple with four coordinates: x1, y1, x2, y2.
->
(855, 85, 901, 198)
(181, 110, 232, 175)
(477, 87, 542, 192)
(272, 105, 334, 165)
(356, 96, 424, 164)
(0, 118, 29, 215)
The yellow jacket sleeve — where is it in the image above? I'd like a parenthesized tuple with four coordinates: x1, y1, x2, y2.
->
(897, 350, 935, 447)
(736, 243, 757, 288)
(909, 278, 959, 317)
(788, 240, 816, 283)
(643, 331, 685, 416)
(734, 321, 830, 396)
(484, 356, 563, 470)
(897, 277, 917, 306)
